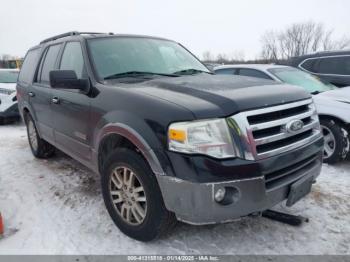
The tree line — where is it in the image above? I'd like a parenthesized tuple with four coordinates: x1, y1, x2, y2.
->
(202, 21, 350, 64)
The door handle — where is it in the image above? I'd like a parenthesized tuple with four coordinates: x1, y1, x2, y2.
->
(52, 97, 60, 104)
(28, 92, 35, 97)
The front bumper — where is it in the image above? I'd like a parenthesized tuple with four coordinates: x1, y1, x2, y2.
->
(0, 94, 19, 118)
(157, 137, 323, 225)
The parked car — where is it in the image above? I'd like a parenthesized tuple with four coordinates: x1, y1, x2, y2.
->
(215, 64, 350, 164)
(0, 68, 20, 124)
(286, 50, 350, 87)
(17, 32, 323, 241)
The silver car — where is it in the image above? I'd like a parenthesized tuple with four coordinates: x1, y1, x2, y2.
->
(215, 64, 350, 164)
(0, 68, 20, 124)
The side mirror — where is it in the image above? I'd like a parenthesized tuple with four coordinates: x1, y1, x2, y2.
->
(49, 70, 89, 92)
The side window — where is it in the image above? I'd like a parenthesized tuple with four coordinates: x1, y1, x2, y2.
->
(18, 48, 40, 84)
(60, 42, 85, 78)
(215, 68, 236, 75)
(318, 56, 350, 75)
(239, 68, 272, 80)
(300, 59, 317, 72)
(39, 44, 61, 84)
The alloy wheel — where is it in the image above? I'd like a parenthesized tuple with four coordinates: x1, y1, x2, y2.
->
(109, 166, 147, 225)
(322, 125, 336, 159)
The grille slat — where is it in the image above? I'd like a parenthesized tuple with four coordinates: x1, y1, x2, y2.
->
(246, 99, 321, 159)
(229, 98, 322, 160)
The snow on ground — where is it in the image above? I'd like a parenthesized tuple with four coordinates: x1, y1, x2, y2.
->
(0, 122, 349, 255)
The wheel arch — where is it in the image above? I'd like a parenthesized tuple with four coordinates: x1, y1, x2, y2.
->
(95, 123, 166, 177)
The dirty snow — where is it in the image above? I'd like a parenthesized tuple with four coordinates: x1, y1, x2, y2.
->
(0, 122, 349, 255)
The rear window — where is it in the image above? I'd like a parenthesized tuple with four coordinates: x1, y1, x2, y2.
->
(239, 68, 272, 80)
(18, 48, 40, 84)
(0, 71, 19, 83)
(318, 56, 350, 75)
(215, 68, 237, 75)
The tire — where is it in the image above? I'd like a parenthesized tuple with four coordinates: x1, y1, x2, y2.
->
(321, 119, 349, 164)
(101, 148, 176, 241)
(25, 113, 55, 158)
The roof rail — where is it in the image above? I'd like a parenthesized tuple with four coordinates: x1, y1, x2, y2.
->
(40, 31, 113, 44)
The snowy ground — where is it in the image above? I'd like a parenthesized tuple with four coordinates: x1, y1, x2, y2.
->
(0, 122, 349, 255)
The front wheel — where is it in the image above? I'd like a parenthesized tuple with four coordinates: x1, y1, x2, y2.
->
(101, 148, 176, 241)
(321, 119, 349, 164)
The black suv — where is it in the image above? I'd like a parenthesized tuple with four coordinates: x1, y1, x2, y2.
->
(287, 50, 350, 87)
(17, 32, 324, 241)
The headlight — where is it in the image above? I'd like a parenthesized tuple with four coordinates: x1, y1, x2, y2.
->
(168, 119, 236, 158)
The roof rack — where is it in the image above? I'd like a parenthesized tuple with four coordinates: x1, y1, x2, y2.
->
(40, 31, 114, 44)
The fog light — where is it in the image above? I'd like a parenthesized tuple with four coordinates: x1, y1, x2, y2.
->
(214, 188, 226, 202)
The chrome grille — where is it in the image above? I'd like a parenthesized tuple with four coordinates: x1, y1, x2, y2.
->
(229, 99, 322, 160)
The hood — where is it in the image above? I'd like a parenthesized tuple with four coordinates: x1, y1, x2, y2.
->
(316, 86, 350, 104)
(126, 74, 310, 118)
(0, 82, 16, 91)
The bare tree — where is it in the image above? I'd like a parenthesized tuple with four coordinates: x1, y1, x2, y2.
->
(202, 50, 214, 62)
(260, 21, 350, 61)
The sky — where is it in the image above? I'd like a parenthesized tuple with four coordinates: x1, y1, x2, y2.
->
(0, 0, 349, 60)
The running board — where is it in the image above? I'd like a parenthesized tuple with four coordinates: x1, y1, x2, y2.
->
(262, 209, 309, 226)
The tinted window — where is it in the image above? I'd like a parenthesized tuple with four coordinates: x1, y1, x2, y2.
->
(18, 49, 40, 84)
(215, 68, 237, 75)
(40, 44, 61, 83)
(318, 56, 350, 75)
(60, 42, 85, 78)
(300, 59, 317, 72)
(238, 68, 272, 80)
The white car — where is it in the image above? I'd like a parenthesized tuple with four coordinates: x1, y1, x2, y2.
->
(0, 68, 20, 124)
(214, 64, 350, 164)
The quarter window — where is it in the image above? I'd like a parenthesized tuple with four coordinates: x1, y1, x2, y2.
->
(18, 48, 40, 84)
(39, 44, 61, 84)
(300, 59, 317, 72)
(60, 42, 85, 78)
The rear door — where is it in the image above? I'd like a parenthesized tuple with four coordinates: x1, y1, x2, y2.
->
(51, 41, 91, 163)
(30, 44, 62, 143)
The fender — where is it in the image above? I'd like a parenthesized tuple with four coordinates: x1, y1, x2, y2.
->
(93, 121, 167, 176)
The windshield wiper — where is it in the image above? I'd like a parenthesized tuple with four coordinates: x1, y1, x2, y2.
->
(311, 91, 323, 95)
(104, 71, 178, 80)
(173, 68, 212, 75)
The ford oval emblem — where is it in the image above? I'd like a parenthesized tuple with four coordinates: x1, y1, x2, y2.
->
(286, 119, 304, 133)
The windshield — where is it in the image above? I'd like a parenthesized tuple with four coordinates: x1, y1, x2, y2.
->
(87, 37, 209, 80)
(0, 71, 19, 83)
(268, 67, 337, 93)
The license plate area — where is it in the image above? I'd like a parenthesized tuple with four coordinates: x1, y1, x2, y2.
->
(286, 175, 313, 207)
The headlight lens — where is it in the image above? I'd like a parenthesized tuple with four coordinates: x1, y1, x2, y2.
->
(168, 119, 236, 158)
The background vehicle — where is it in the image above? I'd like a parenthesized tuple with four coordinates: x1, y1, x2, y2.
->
(215, 64, 350, 163)
(286, 50, 350, 87)
(0, 69, 20, 124)
(17, 32, 323, 241)
(0, 59, 23, 69)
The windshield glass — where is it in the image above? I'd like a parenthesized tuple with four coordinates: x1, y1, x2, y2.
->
(268, 67, 337, 93)
(87, 37, 209, 80)
(0, 71, 19, 83)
